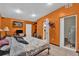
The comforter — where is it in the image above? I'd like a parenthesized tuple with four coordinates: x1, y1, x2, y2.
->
(10, 37, 49, 56)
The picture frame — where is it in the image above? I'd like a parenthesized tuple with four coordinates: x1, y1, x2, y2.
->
(12, 21, 23, 28)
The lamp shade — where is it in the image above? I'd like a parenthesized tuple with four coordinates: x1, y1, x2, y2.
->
(0, 28, 3, 31)
(3, 27, 10, 31)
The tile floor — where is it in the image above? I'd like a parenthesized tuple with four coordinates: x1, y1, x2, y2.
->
(37, 44, 78, 56)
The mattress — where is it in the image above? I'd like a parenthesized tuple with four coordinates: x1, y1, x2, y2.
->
(10, 37, 49, 56)
(24, 37, 49, 56)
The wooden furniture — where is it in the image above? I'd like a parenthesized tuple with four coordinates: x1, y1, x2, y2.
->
(32, 22, 37, 37)
(76, 50, 79, 56)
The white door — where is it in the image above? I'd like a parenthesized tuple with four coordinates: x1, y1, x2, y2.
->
(26, 24, 32, 38)
(60, 18, 64, 47)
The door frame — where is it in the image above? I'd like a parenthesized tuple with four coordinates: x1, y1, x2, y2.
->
(60, 17, 64, 48)
(60, 15, 77, 51)
(26, 24, 32, 38)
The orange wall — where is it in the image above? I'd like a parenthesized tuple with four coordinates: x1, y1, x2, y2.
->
(37, 3, 79, 51)
(0, 17, 1, 28)
(0, 17, 33, 36)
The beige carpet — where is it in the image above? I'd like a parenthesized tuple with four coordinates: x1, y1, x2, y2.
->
(37, 44, 78, 56)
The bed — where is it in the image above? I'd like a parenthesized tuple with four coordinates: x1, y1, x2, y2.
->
(10, 37, 50, 56)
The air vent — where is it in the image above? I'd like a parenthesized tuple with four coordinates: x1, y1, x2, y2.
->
(65, 3, 72, 8)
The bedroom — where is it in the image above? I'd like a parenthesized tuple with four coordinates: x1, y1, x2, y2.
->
(0, 3, 79, 56)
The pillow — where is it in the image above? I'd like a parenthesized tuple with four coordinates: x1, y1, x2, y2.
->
(0, 39, 9, 47)
(19, 33, 24, 37)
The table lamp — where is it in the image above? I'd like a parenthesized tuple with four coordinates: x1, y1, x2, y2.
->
(0, 28, 3, 39)
(3, 27, 10, 36)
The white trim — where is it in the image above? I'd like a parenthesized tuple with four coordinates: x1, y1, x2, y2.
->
(26, 24, 32, 38)
(60, 15, 77, 51)
(60, 18, 64, 48)
(75, 15, 77, 51)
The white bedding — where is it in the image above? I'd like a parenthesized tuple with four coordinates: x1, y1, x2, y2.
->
(10, 37, 49, 56)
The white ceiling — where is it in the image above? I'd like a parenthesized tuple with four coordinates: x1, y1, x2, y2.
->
(0, 3, 67, 22)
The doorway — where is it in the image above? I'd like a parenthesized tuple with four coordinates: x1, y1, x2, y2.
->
(26, 24, 32, 38)
(60, 15, 77, 50)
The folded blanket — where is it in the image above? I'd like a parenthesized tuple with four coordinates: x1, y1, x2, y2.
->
(14, 37, 29, 44)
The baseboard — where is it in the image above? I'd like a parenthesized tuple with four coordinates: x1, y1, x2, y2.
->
(50, 43, 59, 46)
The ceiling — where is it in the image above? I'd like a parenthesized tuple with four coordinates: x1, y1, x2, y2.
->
(0, 3, 67, 22)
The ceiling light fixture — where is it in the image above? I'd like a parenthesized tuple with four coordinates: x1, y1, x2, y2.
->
(47, 3, 53, 6)
(15, 9, 22, 14)
(31, 14, 36, 18)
